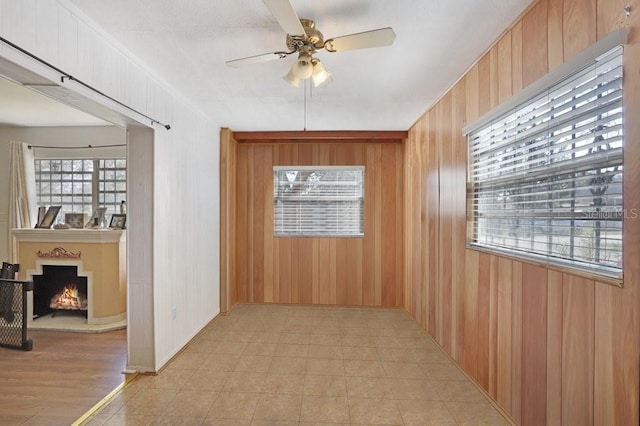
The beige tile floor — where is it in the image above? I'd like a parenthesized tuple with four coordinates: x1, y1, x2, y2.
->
(84, 304, 512, 425)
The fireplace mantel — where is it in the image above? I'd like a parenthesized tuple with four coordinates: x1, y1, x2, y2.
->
(12, 228, 126, 326)
(12, 228, 124, 244)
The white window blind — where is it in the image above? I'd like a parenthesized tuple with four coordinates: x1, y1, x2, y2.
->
(466, 44, 623, 277)
(274, 166, 364, 237)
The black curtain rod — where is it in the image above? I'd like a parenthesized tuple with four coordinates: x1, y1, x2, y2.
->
(28, 144, 126, 150)
(0, 36, 171, 130)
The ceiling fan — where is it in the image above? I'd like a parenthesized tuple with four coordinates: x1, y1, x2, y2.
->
(225, 0, 396, 88)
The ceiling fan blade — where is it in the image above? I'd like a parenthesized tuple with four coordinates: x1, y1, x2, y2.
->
(262, 0, 306, 36)
(225, 52, 288, 68)
(324, 27, 396, 52)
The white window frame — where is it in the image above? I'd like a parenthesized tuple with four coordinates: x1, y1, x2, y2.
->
(35, 158, 126, 220)
(274, 165, 364, 237)
(463, 29, 627, 279)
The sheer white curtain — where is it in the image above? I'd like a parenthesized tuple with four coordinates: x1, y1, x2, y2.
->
(7, 141, 37, 261)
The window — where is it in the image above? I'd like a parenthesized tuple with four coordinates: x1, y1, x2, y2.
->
(97, 159, 127, 212)
(35, 159, 126, 220)
(465, 41, 623, 277)
(274, 166, 364, 237)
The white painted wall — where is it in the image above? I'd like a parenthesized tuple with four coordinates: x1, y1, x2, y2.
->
(0, 126, 126, 158)
(126, 127, 155, 371)
(0, 0, 220, 371)
(0, 141, 9, 262)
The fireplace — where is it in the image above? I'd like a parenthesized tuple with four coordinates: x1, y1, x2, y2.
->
(32, 265, 88, 319)
(12, 228, 127, 326)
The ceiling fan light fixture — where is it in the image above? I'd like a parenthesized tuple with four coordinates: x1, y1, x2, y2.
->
(226, 1, 396, 89)
(292, 53, 314, 79)
(312, 61, 332, 87)
(283, 67, 302, 87)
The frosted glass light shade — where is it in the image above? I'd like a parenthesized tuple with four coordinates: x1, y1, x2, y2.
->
(312, 61, 332, 87)
(283, 55, 332, 88)
(292, 54, 314, 79)
(283, 67, 301, 87)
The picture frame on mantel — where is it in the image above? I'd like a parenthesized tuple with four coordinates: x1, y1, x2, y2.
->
(65, 213, 87, 229)
(36, 206, 46, 226)
(109, 214, 126, 230)
(35, 206, 61, 229)
(85, 207, 107, 228)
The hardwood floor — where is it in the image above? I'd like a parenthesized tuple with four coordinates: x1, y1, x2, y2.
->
(0, 329, 127, 425)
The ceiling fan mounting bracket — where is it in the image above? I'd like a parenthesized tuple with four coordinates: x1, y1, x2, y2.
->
(286, 19, 325, 53)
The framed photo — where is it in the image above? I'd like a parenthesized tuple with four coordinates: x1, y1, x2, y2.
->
(36, 206, 46, 226)
(35, 206, 61, 229)
(85, 207, 107, 228)
(109, 214, 126, 229)
(65, 213, 87, 229)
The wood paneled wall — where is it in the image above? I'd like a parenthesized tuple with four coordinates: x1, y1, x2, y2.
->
(220, 128, 238, 313)
(404, 0, 639, 424)
(226, 132, 405, 307)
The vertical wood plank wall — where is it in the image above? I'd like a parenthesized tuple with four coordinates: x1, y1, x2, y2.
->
(220, 128, 238, 313)
(229, 136, 404, 307)
(403, 0, 639, 424)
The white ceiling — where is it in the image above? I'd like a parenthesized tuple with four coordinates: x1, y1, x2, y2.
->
(59, 0, 534, 131)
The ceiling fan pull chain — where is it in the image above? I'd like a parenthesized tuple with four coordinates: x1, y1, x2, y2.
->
(303, 79, 307, 131)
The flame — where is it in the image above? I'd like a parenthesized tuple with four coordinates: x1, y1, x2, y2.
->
(50, 284, 88, 310)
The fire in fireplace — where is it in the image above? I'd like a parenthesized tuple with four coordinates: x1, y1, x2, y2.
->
(32, 265, 88, 319)
(50, 284, 88, 313)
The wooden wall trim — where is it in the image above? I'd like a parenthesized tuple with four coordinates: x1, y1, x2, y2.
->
(232, 130, 407, 142)
(219, 127, 238, 314)
(219, 127, 230, 313)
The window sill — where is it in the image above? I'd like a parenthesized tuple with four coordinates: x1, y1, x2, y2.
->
(274, 234, 364, 238)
